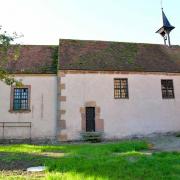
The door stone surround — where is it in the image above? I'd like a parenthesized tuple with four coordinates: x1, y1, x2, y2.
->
(80, 101, 104, 132)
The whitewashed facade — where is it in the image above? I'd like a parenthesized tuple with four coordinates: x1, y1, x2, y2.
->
(0, 75, 57, 140)
(59, 71, 180, 140)
(1, 72, 180, 141)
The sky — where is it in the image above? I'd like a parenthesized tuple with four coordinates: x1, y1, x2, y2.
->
(0, 0, 179, 45)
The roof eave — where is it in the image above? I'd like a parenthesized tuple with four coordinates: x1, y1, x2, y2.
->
(156, 26, 175, 34)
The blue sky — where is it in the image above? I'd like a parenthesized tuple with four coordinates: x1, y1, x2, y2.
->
(0, 0, 179, 45)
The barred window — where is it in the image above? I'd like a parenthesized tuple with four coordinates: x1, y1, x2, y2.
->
(161, 80, 174, 99)
(10, 86, 31, 112)
(114, 78, 129, 99)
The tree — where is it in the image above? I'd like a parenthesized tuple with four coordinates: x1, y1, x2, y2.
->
(0, 26, 22, 86)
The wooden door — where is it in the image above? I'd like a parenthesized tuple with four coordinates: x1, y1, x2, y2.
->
(86, 107, 95, 132)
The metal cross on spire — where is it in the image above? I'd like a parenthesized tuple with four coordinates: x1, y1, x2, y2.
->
(161, 0, 163, 10)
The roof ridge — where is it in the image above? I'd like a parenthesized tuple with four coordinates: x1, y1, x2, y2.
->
(59, 38, 179, 47)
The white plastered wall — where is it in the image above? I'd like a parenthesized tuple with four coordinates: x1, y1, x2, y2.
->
(61, 72, 180, 140)
(0, 75, 57, 140)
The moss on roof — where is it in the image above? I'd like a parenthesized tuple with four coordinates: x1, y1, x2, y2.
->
(59, 39, 180, 73)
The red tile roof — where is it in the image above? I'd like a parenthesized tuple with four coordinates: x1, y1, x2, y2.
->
(1, 39, 180, 74)
(0, 45, 58, 74)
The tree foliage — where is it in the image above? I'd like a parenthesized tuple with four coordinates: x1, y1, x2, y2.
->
(0, 26, 22, 86)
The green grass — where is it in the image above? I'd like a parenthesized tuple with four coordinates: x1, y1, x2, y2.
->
(0, 140, 180, 179)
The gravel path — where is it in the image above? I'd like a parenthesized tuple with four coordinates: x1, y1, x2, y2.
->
(146, 135, 180, 152)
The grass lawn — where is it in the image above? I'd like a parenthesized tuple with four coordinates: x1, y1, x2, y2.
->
(0, 140, 180, 180)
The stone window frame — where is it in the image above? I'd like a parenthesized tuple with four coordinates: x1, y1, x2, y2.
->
(80, 101, 104, 132)
(9, 85, 31, 113)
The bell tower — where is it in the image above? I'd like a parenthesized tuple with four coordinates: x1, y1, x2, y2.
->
(156, 8, 175, 47)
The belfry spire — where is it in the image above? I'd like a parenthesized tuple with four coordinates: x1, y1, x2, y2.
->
(156, 8, 175, 46)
